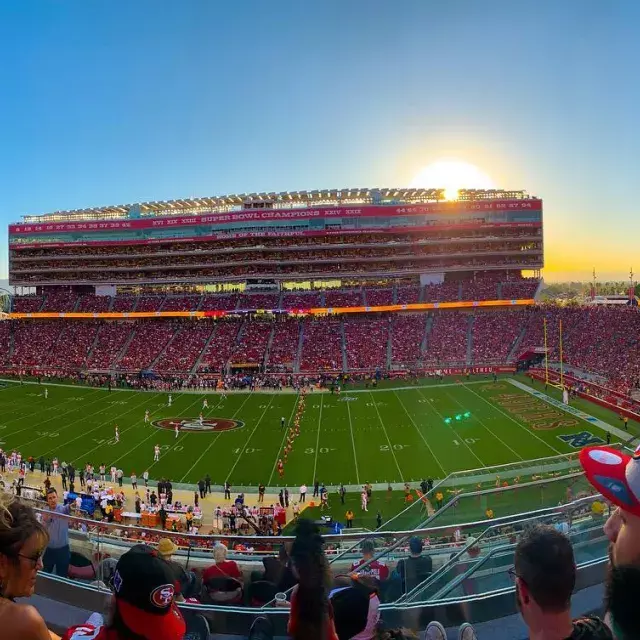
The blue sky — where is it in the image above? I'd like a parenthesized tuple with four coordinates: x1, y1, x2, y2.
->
(0, 0, 638, 281)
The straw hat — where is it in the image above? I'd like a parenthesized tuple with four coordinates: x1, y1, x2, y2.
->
(157, 538, 178, 557)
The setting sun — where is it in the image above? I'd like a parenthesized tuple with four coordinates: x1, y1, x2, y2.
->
(410, 160, 495, 200)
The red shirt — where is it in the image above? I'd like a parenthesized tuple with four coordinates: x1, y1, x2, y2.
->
(350, 557, 389, 582)
(202, 559, 242, 583)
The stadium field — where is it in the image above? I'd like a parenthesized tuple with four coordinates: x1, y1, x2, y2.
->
(0, 374, 632, 496)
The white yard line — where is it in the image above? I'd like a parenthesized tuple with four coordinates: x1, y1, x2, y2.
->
(16, 392, 154, 455)
(40, 393, 163, 461)
(462, 383, 562, 455)
(267, 393, 300, 486)
(225, 395, 275, 483)
(393, 390, 446, 475)
(181, 393, 254, 483)
(346, 400, 361, 485)
(508, 378, 623, 434)
(344, 379, 495, 393)
(2, 389, 108, 445)
(110, 394, 206, 471)
(0, 387, 102, 422)
(368, 391, 404, 479)
(312, 394, 325, 484)
(0, 378, 147, 392)
(416, 387, 486, 467)
(445, 391, 524, 461)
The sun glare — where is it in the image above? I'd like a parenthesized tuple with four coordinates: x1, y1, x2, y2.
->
(410, 160, 494, 200)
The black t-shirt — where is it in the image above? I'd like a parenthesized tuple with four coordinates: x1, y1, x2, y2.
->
(397, 555, 433, 591)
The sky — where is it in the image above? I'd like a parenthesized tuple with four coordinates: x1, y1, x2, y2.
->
(0, 0, 639, 283)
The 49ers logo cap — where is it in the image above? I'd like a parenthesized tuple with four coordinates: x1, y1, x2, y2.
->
(113, 546, 186, 640)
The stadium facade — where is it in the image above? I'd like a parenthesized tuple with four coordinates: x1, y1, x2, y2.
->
(1, 188, 550, 378)
(8, 188, 542, 290)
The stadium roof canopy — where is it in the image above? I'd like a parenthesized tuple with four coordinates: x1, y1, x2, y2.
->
(20, 188, 532, 224)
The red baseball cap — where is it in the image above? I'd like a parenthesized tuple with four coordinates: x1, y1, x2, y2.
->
(579, 446, 640, 516)
(112, 546, 186, 640)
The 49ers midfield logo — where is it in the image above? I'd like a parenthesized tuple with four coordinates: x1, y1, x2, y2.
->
(152, 417, 244, 433)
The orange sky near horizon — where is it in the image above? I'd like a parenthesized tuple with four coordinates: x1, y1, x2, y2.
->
(404, 154, 639, 285)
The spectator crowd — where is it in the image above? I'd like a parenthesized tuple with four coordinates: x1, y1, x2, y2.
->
(2, 442, 637, 640)
(7, 276, 640, 404)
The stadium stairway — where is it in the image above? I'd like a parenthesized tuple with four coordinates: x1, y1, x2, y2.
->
(466, 315, 474, 365)
(507, 324, 528, 362)
(83, 323, 104, 367)
(190, 325, 219, 375)
(234, 321, 247, 350)
(386, 320, 392, 369)
(340, 320, 348, 371)
(293, 322, 304, 373)
(262, 324, 276, 370)
(8, 326, 15, 360)
(110, 324, 137, 369)
(420, 314, 433, 360)
(45, 324, 67, 365)
(149, 323, 183, 370)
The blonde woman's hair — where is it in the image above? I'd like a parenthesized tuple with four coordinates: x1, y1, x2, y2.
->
(0, 491, 49, 557)
(213, 542, 228, 564)
(0, 491, 13, 528)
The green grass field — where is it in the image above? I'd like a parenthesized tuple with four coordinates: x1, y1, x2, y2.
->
(0, 375, 634, 495)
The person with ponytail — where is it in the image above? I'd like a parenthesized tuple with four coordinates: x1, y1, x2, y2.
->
(0, 491, 53, 639)
(288, 519, 339, 640)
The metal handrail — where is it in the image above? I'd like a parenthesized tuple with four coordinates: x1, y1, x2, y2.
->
(432, 525, 607, 602)
(399, 493, 602, 603)
(411, 469, 585, 531)
(257, 489, 601, 608)
(429, 543, 516, 601)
